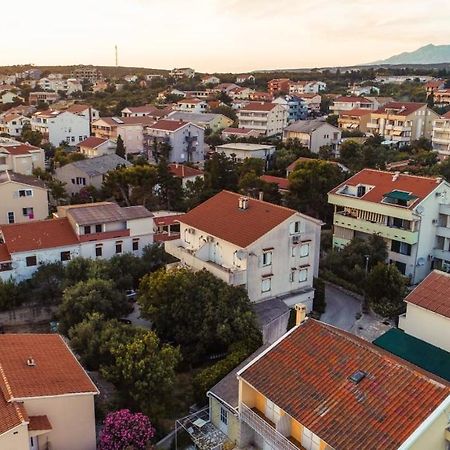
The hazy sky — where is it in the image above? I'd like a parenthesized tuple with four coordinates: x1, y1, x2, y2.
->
(3, 0, 450, 72)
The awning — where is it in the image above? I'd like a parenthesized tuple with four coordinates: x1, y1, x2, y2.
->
(28, 415, 52, 431)
(383, 190, 418, 202)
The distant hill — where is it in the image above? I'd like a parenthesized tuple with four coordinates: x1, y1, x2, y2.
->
(370, 44, 450, 65)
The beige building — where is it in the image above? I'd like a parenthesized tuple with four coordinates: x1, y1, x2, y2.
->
(0, 334, 98, 450)
(215, 143, 276, 162)
(0, 141, 45, 175)
(238, 102, 287, 136)
(330, 95, 374, 114)
(366, 102, 439, 146)
(167, 111, 233, 132)
(338, 109, 371, 132)
(0, 171, 48, 224)
(432, 111, 450, 160)
(283, 119, 341, 154)
(399, 270, 450, 352)
(165, 190, 322, 310)
(78, 136, 116, 158)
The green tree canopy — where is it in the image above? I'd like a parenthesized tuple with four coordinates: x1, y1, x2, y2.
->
(115, 135, 126, 159)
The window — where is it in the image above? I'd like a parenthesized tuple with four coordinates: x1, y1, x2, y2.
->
(132, 238, 139, 251)
(261, 277, 271, 293)
(60, 251, 71, 261)
(289, 270, 296, 282)
(7, 212, 14, 224)
(22, 207, 34, 217)
(26, 255, 37, 267)
(95, 245, 103, 258)
(300, 243, 310, 257)
(115, 241, 123, 254)
(18, 189, 32, 197)
(220, 407, 228, 425)
(291, 246, 296, 257)
(299, 268, 308, 283)
(290, 220, 302, 234)
(84, 225, 91, 235)
(95, 224, 102, 233)
(262, 250, 272, 266)
(391, 240, 411, 256)
(301, 426, 321, 450)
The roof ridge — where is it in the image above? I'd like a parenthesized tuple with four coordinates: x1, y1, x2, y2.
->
(0, 363, 14, 401)
(359, 168, 443, 182)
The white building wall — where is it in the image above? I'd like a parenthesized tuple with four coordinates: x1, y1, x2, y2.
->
(47, 112, 89, 147)
(117, 125, 144, 154)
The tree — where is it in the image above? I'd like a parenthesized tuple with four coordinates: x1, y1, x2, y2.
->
(99, 409, 155, 450)
(103, 330, 181, 417)
(58, 278, 129, 334)
(287, 159, 345, 223)
(365, 263, 407, 317)
(20, 122, 43, 147)
(26, 262, 65, 305)
(138, 268, 261, 364)
(204, 152, 239, 193)
(339, 140, 363, 171)
(0, 278, 25, 311)
(325, 114, 339, 127)
(156, 158, 184, 210)
(115, 135, 126, 159)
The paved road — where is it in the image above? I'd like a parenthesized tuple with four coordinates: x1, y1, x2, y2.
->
(321, 284, 361, 332)
(126, 303, 152, 329)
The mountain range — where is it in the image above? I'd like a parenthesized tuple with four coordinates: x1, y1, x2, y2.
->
(370, 44, 450, 65)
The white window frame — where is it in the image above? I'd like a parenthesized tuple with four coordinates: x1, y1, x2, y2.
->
(262, 250, 272, 267)
(261, 277, 271, 293)
(299, 268, 308, 283)
(300, 243, 310, 257)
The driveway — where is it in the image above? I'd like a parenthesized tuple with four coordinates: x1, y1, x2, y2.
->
(126, 303, 152, 329)
(321, 283, 392, 341)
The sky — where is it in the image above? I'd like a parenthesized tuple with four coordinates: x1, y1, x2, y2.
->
(2, 0, 450, 72)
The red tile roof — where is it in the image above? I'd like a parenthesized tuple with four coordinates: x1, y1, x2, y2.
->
(78, 136, 108, 149)
(28, 415, 52, 431)
(339, 108, 372, 117)
(65, 104, 91, 114)
(239, 319, 450, 450)
(168, 163, 204, 178)
(154, 214, 184, 227)
(0, 144, 40, 155)
(180, 190, 299, 248)
(373, 101, 426, 116)
(329, 168, 441, 209)
(0, 334, 98, 399)
(404, 270, 450, 318)
(0, 244, 11, 263)
(148, 119, 189, 132)
(0, 396, 26, 435)
(334, 96, 372, 103)
(443, 111, 450, 119)
(260, 175, 289, 191)
(0, 218, 79, 253)
(241, 102, 277, 112)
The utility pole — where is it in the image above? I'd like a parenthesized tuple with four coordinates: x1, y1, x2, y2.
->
(115, 45, 118, 68)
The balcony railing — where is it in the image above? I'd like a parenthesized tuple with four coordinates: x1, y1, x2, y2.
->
(240, 403, 303, 450)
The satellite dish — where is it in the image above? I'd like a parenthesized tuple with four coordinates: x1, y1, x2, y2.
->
(416, 205, 424, 214)
(417, 258, 425, 267)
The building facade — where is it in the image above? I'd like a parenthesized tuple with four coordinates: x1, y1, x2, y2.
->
(238, 103, 287, 136)
(432, 111, 450, 160)
(0, 141, 45, 175)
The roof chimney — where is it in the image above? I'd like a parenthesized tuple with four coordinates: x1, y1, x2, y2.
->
(392, 171, 400, 182)
(238, 196, 249, 210)
(26, 357, 36, 367)
(295, 303, 307, 326)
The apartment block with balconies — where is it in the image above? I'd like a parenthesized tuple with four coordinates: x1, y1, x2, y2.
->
(328, 169, 450, 284)
(165, 191, 322, 309)
(432, 111, 450, 160)
(238, 102, 288, 136)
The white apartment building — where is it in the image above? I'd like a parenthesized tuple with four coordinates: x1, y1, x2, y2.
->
(165, 191, 322, 310)
(215, 143, 276, 162)
(145, 119, 205, 164)
(65, 104, 100, 122)
(330, 96, 374, 114)
(77, 136, 116, 158)
(399, 270, 450, 352)
(175, 98, 208, 113)
(328, 169, 450, 284)
(366, 102, 439, 146)
(0, 113, 30, 137)
(288, 80, 326, 94)
(31, 110, 89, 147)
(0, 140, 45, 175)
(170, 68, 195, 79)
(237, 102, 287, 136)
(432, 111, 450, 160)
(38, 77, 83, 95)
(201, 75, 220, 85)
(0, 202, 154, 282)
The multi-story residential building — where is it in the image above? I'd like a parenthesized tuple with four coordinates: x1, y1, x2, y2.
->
(348, 84, 380, 96)
(29, 91, 59, 106)
(267, 78, 292, 96)
(236, 74, 255, 84)
(288, 80, 327, 94)
(168, 163, 204, 187)
(366, 102, 439, 146)
(0, 91, 24, 104)
(0, 141, 45, 175)
(165, 190, 322, 309)
(145, 119, 205, 164)
(221, 127, 262, 139)
(167, 111, 233, 132)
(330, 96, 374, 114)
(65, 103, 100, 122)
(228, 87, 255, 100)
(0, 171, 48, 224)
(71, 66, 103, 82)
(175, 98, 208, 113)
(248, 91, 273, 102)
(432, 111, 450, 159)
(31, 110, 89, 147)
(433, 89, 450, 107)
(55, 154, 130, 195)
(77, 136, 117, 158)
(92, 117, 123, 140)
(0, 113, 31, 137)
(297, 93, 321, 114)
(398, 270, 450, 352)
(426, 79, 446, 96)
(283, 119, 341, 153)
(272, 95, 308, 123)
(328, 168, 450, 283)
(169, 67, 195, 79)
(215, 143, 276, 163)
(121, 105, 158, 117)
(38, 77, 83, 95)
(232, 315, 450, 450)
(338, 109, 371, 132)
(201, 75, 221, 85)
(238, 102, 287, 136)
(0, 201, 153, 282)
(0, 334, 98, 450)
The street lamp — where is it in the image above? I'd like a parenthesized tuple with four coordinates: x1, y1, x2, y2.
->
(364, 254, 370, 276)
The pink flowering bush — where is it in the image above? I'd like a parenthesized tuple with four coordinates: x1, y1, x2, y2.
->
(99, 409, 155, 450)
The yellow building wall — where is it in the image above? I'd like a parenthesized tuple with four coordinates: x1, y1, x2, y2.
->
(0, 423, 30, 450)
(407, 410, 448, 450)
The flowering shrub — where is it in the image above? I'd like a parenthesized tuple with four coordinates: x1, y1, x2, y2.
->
(99, 409, 155, 450)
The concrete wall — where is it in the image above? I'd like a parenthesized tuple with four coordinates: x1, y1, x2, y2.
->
(47, 112, 89, 147)
(55, 164, 102, 195)
(407, 409, 449, 450)
(117, 124, 144, 154)
(0, 423, 30, 450)
(209, 396, 239, 446)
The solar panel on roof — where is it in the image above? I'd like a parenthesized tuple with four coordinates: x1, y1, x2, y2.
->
(349, 370, 366, 384)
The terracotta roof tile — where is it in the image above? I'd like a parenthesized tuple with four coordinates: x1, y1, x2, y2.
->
(0, 395, 25, 435)
(168, 164, 204, 178)
(0, 218, 79, 253)
(404, 270, 450, 318)
(28, 415, 52, 431)
(0, 244, 11, 263)
(180, 190, 298, 248)
(443, 111, 450, 119)
(260, 175, 289, 191)
(329, 168, 441, 209)
(339, 108, 372, 117)
(240, 319, 450, 450)
(78, 136, 109, 149)
(373, 101, 426, 116)
(334, 96, 372, 103)
(0, 334, 98, 399)
(148, 119, 189, 132)
(241, 102, 277, 112)
(65, 104, 91, 114)
(0, 144, 40, 155)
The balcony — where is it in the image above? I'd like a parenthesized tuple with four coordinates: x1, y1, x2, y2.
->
(165, 240, 247, 286)
(439, 204, 450, 216)
(433, 248, 450, 261)
(333, 213, 419, 244)
(436, 226, 450, 239)
(366, 122, 379, 129)
(240, 403, 305, 450)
